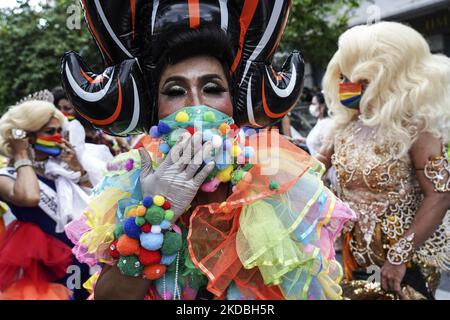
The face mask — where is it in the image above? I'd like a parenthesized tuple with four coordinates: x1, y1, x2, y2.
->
(35, 133, 63, 156)
(339, 82, 362, 110)
(63, 112, 75, 121)
(309, 104, 320, 118)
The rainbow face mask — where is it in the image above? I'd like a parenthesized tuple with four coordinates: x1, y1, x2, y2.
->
(63, 112, 75, 121)
(35, 134, 63, 156)
(339, 82, 363, 110)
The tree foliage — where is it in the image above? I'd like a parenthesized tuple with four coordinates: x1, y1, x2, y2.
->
(0, 0, 101, 113)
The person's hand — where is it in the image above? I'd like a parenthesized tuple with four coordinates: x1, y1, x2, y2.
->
(380, 261, 407, 299)
(10, 136, 30, 160)
(139, 132, 215, 222)
(58, 138, 83, 172)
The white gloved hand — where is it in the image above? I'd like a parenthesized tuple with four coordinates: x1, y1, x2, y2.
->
(139, 132, 215, 221)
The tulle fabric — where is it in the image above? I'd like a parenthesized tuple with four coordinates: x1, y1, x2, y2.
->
(188, 131, 356, 299)
(66, 130, 356, 299)
(0, 221, 73, 300)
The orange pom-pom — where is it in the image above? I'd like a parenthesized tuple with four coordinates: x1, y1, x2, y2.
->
(135, 206, 146, 217)
(127, 208, 138, 217)
(219, 123, 231, 135)
(143, 264, 166, 280)
(117, 235, 140, 256)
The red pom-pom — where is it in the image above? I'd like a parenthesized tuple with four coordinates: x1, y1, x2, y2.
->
(139, 248, 162, 266)
(186, 127, 195, 135)
(144, 264, 166, 280)
(162, 200, 171, 210)
(109, 240, 120, 259)
(141, 223, 152, 233)
(230, 124, 239, 131)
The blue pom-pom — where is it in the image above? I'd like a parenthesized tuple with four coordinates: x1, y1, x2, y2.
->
(123, 217, 141, 239)
(157, 122, 171, 135)
(160, 220, 172, 230)
(159, 143, 170, 154)
(142, 196, 153, 208)
(160, 254, 177, 266)
(149, 126, 161, 138)
(244, 146, 255, 158)
(140, 232, 164, 251)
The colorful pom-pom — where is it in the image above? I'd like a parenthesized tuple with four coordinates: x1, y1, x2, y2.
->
(145, 205, 165, 225)
(151, 225, 162, 234)
(186, 126, 195, 135)
(135, 217, 146, 227)
(153, 195, 165, 207)
(203, 111, 216, 122)
(157, 122, 171, 135)
(231, 170, 245, 185)
(160, 254, 177, 266)
(244, 146, 255, 159)
(168, 128, 186, 147)
(123, 217, 141, 239)
(217, 165, 234, 183)
(161, 232, 182, 256)
(109, 240, 120, 259)
(142, 196, 153, 208)
(159, 143, 170, 154)
(141, 223, 152, 233)
(144, 264, 166, 280)
(117, 235, 140, 256)
(126, 206, 138, 217)
(140, 232, 164, 251)
(125, 159, 134, 171)
(230, 145, 242, 157)
(160, 220, 172, 230)
(219, 123, 231, 135)
(175, 111, 189, 122)
(117, 255, 144, 277)
(211, 135, 223, 149)
(243, 163, 253, 171)
(201, 177, 221, 193)
(269, 180, 280, 190)
(162, 200, 171, 210)
(135, 205, 146, 217)
(164, 210, 174, 221)
(139, 247, 161, 266)
(149, 126, 161, 138)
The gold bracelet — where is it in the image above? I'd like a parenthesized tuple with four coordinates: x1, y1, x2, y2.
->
(387, 233, 415, 265)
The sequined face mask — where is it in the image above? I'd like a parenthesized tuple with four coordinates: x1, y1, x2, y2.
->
(339, 82, 363, 110)
(149, 105, 255, 193)
(34, 133, 63, 156)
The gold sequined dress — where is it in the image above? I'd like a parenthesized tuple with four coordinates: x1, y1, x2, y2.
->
(332, 119, 450, 297)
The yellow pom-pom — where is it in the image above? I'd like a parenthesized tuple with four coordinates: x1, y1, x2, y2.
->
(175, 111, 189, 123)
(231, 145, 242, 157)
(219, 123, 230, 135)
(153, 195, 165, 207)
(217, 165, 233, 182)
(135, 206, 146, 217)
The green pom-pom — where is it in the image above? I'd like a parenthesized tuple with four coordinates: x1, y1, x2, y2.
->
(206, 167, 219, 181)
(161, 232, 182, 256)
(269, 180, 280, 190)
(231, 170, 244, 184)
(164, 209, 175, 221)
(203, 111, 216, 123)
(117, 255, 144, 277)
(114, 224, 124, 238)
(242, 163, 253, 171)
(135, 217, 146, 227)
(145, 205, 165, 225)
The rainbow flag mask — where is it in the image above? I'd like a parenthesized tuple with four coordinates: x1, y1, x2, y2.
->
(149, 105, 255, 193)
(35, 134, 63, 156)
(63, 112, 75, 121)
(339, 82, 362, 109)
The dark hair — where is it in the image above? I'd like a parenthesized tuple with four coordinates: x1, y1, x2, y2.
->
(51, 86, 67, 108)
(314, 92, 329, 118)
(145, 25, 235, 91)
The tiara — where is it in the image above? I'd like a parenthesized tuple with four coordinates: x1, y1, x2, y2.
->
(16, 89, 54, 105)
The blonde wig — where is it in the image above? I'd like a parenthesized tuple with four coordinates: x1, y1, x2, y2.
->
(322, 22, 450, 156)
(0, 100, 65, 157)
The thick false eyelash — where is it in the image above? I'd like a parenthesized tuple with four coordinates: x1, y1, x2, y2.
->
(203, 83, 227, 94)
(162, 88, 186, 97)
